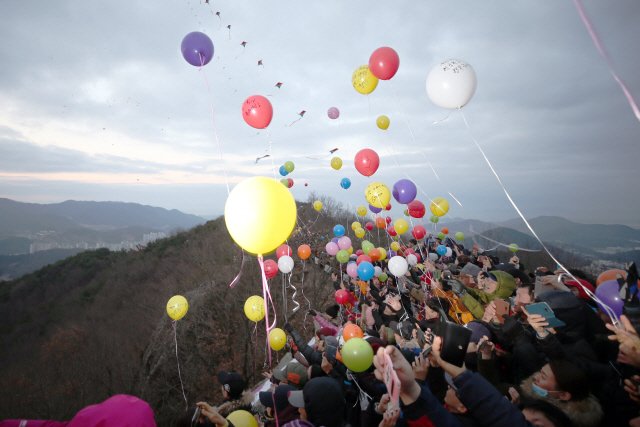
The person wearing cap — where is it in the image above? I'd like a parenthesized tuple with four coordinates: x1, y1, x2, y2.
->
(449, 270, 516, 320)
(285, 377, 345, 427)
(272, 359, 309, 391)
(215, 371, 254, 417)
(258, 384, 300, 427)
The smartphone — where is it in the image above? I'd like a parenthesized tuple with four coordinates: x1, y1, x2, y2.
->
(525, 302, 566, 328)
(422, 345, 432, 358)
(436, 321, 473, 367)
(494, 298, 510, 324)
(192, 406, 202, 427)
(477, 340, 488, 354)
(534, 276, 556, 297)
(383, 352, 401, 410)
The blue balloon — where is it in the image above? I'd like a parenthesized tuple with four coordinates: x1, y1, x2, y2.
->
(348, 261, 356, 265)
(437, 245, 447, 256)
(340, 178, 351, 189)
(321, 236, 325, 240)
(334, 224, 345, 237)
(279, 166, 289, 176)
(357, 261, 375, 281)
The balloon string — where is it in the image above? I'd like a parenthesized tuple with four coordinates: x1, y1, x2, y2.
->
(172, 320, 188, 411)
(300, 259, 312, 329)
(573, 0, 640, 123)
(266, 130, 278, 181)
(459, 110, 622, 328)
(282, 272, 288, 324)
(289, 269, 301, 316)
(258, 255, 277, 370)
(466, 224, 540, 252)
(229, 250, 245, 289)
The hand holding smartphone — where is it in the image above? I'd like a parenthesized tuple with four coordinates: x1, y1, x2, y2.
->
(383, 352, 401, 411)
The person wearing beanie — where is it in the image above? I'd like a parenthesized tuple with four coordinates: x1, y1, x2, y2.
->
(286, 377, 345, 427)
(458, 263, 481, 289)
(449, 270, 516, 320)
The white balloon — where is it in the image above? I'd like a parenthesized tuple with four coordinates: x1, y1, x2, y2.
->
(426, 59, 477, 109)
(278, 255, 294, 273)
(370, 213, 378, 220)
(388, 256, 408, 277)
(407, 254, 418, 266)
(428, 253, 439, 261)
(445, 248, 453, 258)
(374, 266, 383, 277)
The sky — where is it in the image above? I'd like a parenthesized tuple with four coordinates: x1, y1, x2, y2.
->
(0, 1, 639, 227)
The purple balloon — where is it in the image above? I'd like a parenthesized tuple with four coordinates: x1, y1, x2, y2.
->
(392, 179, 417, 204)
(338, 236, 352, 251)
(181, 32, 214, 67)
(331, 237, 339, 244)
(347, 262, 359, 278)
(388, 250, 397, 258)
(595, 279, 624, 318)
(328, 107, 340, 119)
(369, 204, 382, 214)
(326, 242, 339, 256)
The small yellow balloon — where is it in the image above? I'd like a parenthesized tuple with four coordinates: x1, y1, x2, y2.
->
(352, 65, 379, 95)
(331, 157, 343, 170)
(430, 197, 450, 217)
(352, 221, 362, 231)
(227, 411, 258, 427)
(355, 227, 365, 238)
(365, 182, 391, 209)
(376, 115, 390, 130)
(167, 295, 189, 320)
(391, 241, 400, 251)
(378, 247, 387, 261)
(314, 201, 323, 211)
(347, 246, 354, 255)
(394, 219, 409, 234)
(244, 295, 265, 322)
(225, 177, 297, 255)
(357, 205, 367, 217)
(270, 328, 287, 351)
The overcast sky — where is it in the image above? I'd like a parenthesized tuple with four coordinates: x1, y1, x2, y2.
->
(0, 1, 639, 227)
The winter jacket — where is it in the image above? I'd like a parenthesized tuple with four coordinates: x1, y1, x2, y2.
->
(460, 271, 516, 319)
(289, 328, 323, 366)
(313, 314, 340, 336)
(266, 405, 300, 427)
(400, 381, 463, 427)
(217, 391, 255, 418)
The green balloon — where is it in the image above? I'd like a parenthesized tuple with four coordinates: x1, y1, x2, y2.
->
(455, 232, 464, 241)
(280, 178, 289, 187)
(284, 161, 295, 173)
(392, 235, 399, 241)
(430, 215, 439, 224)
(341, 338, 374, 372)
(509, 243, 519, 253)
(362, 242, 374, 255)
(379, 273, 388, 282)
(404, 209, 410, 217)
(336, 249, 350, 263)
(438, 232, 445, 240)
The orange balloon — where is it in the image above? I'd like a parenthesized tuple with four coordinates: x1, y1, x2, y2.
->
(375, 217, 386, 228)
(369, 248, 381, 262)
(441, 227, 449, 235)
(596, 269, 626, 286)
(298, 244, 311, 260)
(343, 324, 364, 342)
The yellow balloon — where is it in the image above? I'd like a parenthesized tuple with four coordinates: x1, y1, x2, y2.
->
(331, 157, 342, 170)
(244, 295, 265, 322)
(270, 328, 287, 351)
(225, 177, 297, 255)
(391, 241, 400, 251)
(430, 197, 450, 217)
(347, 246, 354, 255)
(227, 411, 258, 427)
(357, 205, 367, 217)
(355, 227, 365, 238)
(365, 182, 391, 209)
(167, 295, 188, 320)
(352, 221, 362, 231)
(376, 115, 390, 130)
(378, 247, 387, 261)
(352, 65, 379, 95)
(314, 201, 323, 211)
(395, 219, 409, 234)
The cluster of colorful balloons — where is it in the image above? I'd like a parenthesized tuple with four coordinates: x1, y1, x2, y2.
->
(341, 325, 374, 372)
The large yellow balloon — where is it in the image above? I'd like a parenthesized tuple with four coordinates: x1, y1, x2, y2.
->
(357, 205, 367, 217)
(391, 242, 400, 251)
(314, 201, 323, 211)
(227, 411, 258, 427)
(355, 227, 365, 238)
(167, 295, 188, 320)
(225, 177, 297, 255)
(331, 157, 342, 170)
(352, 221, 362, 231)
(430, 197, 450, 217)
(376, 115, 390, 130)
(270, 328, 287, 351)
(352, 65, 379, 95)
(365, 182, 391, 209)
(394, 219, 409, 234)
(244, 295, 265, 322)
(378, 247, 387, 261)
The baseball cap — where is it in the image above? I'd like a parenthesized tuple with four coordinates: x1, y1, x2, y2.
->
(218, 371, 245, 399)
(480, 270, 498, 282)
(444, 372, 457, 391)
(272, 361, 309, 390)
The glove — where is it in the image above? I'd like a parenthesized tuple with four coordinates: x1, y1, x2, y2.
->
(283, 322, 294, 333)
(449, 280, 466, 297)
(308, 309, 317, 317)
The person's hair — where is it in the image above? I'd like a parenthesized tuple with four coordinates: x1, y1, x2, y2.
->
(506, 268, 532, 284)
(549, 360, 590, 400)
(520, 399, 573, 427)
(568, 269, 596, 286)
(517, 282, 535, 298)
(309, 364, 326, 379)
(427, 297, 449, 316)
(457, 255, 472, 265)
(410, 239, 418, 245)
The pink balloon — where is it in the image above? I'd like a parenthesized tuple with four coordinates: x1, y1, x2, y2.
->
(338, 236, 352, 251)
(369, 47, 400, 80)
(326, 242, 339, 256)
(347, 262, 358, 278)
(357, 255, 372, 265)
(328, 107, 340, 119)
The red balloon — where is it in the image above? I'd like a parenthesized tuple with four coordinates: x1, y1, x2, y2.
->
(264, 259, 278, 279)
(387, 226, 397, 236)
(415, 253, 422, 262)
(375, 217, 386, 228)
(242, 95, 273, 129)
(412, 225, 427, 240)
(369, 47, 400, 80)
(276, 244, 292, 259)
(357, 255, 372, 265)
(385, 204, 392, 211)
(408, 200, 425, 218)
(365, 222, 374, 231)
(354, 149, 380, 177)
(356, 249, 364, 256)
(335, 289, 351, 305)
(385, 216, 392, 225)
(305, 183, 308, 187)
(287, 178, 294, 188)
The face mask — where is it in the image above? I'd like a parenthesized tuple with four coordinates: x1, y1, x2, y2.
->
(532, 383, 558, 402)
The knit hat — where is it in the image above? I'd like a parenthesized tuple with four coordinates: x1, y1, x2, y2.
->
(565, 279, 595, 300)
(460, 263, 481, 277)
